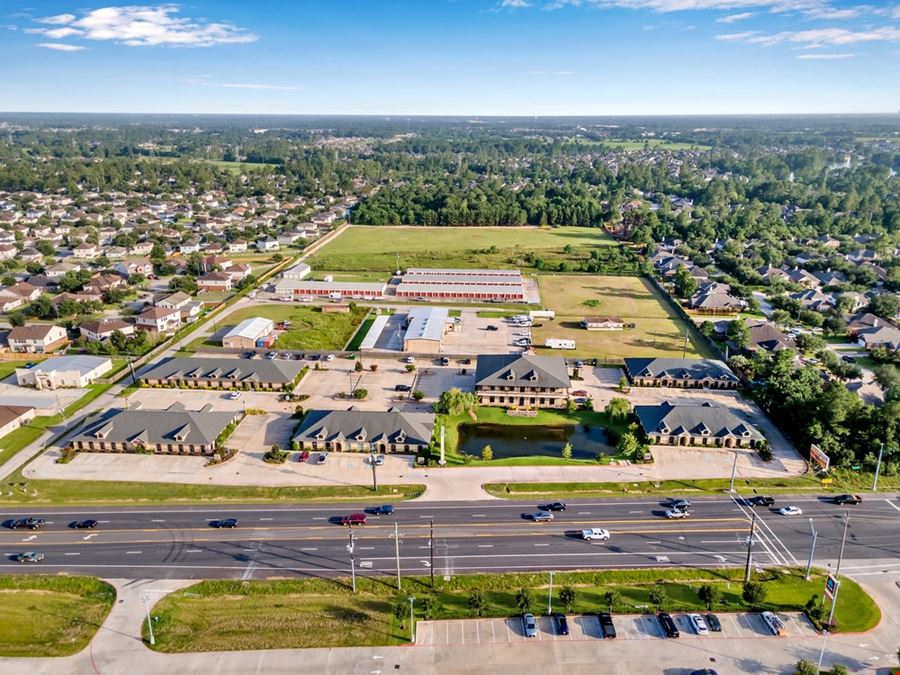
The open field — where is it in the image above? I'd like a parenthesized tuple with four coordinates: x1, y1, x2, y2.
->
(0, 576, 116, 656)
(309, 225, 616, 272)
(224, 304, 368, 351)
(147, 567, 875, 652)
(532, 275, 710, 360)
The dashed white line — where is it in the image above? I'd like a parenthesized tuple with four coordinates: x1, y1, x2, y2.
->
(258, 518, 274, 521)
(360, 546, 375, 550)
(300, 547, 318, 551)
(418, 515, 435, 519)
(472, 514, 486, 518)
(312, 517, 326, 521)
(64, 552, 80, 556)
(150, 519, 165, 523)
(126, 551, 142, 554)
(534, 543, 550, 547)
(186, 549, 202, 553)
(477, 544, 493, 548)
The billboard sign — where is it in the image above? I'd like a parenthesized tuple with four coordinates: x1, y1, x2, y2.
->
(824, 574, 839, 600)
(810, 444, 830, 472)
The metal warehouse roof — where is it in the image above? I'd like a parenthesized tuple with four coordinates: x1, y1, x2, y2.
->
(404, 307, 448, 343)
(274, 279, 386, 292)
(396, 282, 525, 295)
(400, 273, 523, 286)
(405, 268, 521, 277)
(223, 317, 273, 341)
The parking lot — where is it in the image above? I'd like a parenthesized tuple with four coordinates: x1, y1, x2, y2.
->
(417, 611, 816, 647)
(441, 310, 527, 355)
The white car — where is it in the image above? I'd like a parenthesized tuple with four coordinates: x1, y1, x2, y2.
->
(779, 506, 803, 516)
(581, 528, 610, 541)
(664, 508, 690, 519)
(404, 356, 415, 363)
(227, 391, 241, 400)
(688, 613, 709, 635)
(762, 611, 786, 636)
(325, 354, 335, 362)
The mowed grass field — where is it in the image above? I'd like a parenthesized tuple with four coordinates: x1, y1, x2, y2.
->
(224, 304, 368, 350)
(309, 225, 615, 271)
(532, 275, 710, 360)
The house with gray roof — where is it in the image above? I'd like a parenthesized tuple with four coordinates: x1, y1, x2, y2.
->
(474, 354, 571, 408)
(635, 401, 764, 448)
(139, 357, 305, 391)
(69, 403, 241, 456)
(292, 409, 434, 454)
(624, 358, 739, 389)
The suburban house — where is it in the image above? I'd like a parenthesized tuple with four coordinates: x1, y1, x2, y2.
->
(256, 238, 280, 252)
(743, 320, 795, 354)
(157, 291, 192, 311)
(68, 403, 241, 456)
(581, 316, 624, 331)
(855, 325, 900, 351)
(114, 259, 153, 277)
(136, 306, 182, 334)
(624, 358, 740, 389)
(474, 354, 571, 409)
(8, 324, 68, 354)
(0, 405, 36, 438)
(16, 355, 112, 389)
(221, 317, 274, 349)
(848, 313, 893, 337)
(139, 357, 304, 391)
(197, 271, 233, 292)
(228, 239, 248, 253)
(292, 409, 435, 454)
(72, 242, 100, 259)
(79, 318, 135, 342)
(635, 401, 764, 448)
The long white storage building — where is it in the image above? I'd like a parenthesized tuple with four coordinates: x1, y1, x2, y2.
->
(273, 279, 387, 299)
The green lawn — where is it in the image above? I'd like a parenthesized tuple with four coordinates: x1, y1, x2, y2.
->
(147, 567, 875, 652)
(346, 312, 375, 351)
(0, 576, 116, 656)
(222, 304, 368, 351)
(309, 225, 615, 272)
(531, 275, 709, 360)
(0, 359, 44, 381)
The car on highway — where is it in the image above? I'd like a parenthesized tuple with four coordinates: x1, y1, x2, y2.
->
(541, 502, 566, 511)
(265, 352, 277, 360)
(832, 494, 863, 505)
(213, 518, 239, 528)
(688, 613, 709, 635)
(778, 506, 803, 516)
(598, 612, 617, 639)
(664, 509, 690, 519)
(669, 499, 691, 510)
(552, 613, 569, 635)
(340, 513, 367, 526)
(227, 391, 241, 400)
(526, 511, 553, 522)
(10, 517, 45, 530)
(705, 613, 722, 632)
(658, 612, 680, 638)
(761, 611, 786, 636)
(297, 450, 310, 463)
(316, 453, 328, 464)
(522, 613, 537, 638)
(581, 528, 610, 541)
(373, 505, 394, 516)
(73, 519, 98, 529)
(748, 495, 775, 507)
(16, 551, 44, 564)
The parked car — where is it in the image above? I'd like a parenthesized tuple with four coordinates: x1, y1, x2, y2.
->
(541, 502, 566, 511)
(690, 670, 719, 675)
(373, 454, 385, 466)
(16, 551, 44, 564)
(779, 506, 803, 516)
(688, 613, 709, 635)
(227, 391, 241, 400)
(439, 357, 450, 366)
(297, 450, 310, 463)
(761, 611, 786, 636)
(581, 528, 610, 541)
(324, 354, 335, 362)
(485, 325, 499, 331)
(522, 613, 537, 638)
(340, 513, 367, 526)
(748, 495, 775, 507)
(374, 504, 394, 516)
(11, 517, 45, 530)
(664, 509, 690, 519)
(705, 613, 722, 632)
(832, 494, 862, 505)
(598, 612, 617, 639)
(658, 612, 680, 638)
(73, 519, 98, 529)
(571, 390, 588, 397)
(394, 384, 412, 392)
(552, 613, 569, 635)
(404, 356, 415, 364)
(213, 518, 239, 528)
(316, 453, 328, 464)
(527, 511, 553, 522)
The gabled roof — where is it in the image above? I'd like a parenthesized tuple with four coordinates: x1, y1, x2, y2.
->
(474, 354, 571, 389)
(71, 404, 236, 447)
(140, 357, 304, 385)
(635, 402, 763, 441)
(624, 358, 738, 383)
(293, 409, 435, 447)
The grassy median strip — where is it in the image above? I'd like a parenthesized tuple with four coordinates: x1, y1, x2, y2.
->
(146, 567, 877, 652)
(0, 576, 116, 657)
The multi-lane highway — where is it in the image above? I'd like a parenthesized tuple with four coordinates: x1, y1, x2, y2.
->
(1, 494, 898, 579)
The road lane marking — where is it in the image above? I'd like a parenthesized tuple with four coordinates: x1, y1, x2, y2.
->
(312, 517, 326, 521)
(477, 544, 493, 548)
(126, 551, 142, 554)
(418, 515, 435, 519)
(259, 518, 274, 521)
(885, 500, 900, 514)
(472, 514, 486, 518)
(360, 546, 375, 550)
(300, 547, 318, 551)
(534, 543, 550, 547)
(150, 519, 165, 523)
(64, 552, 80, 556)
(186, 549, 202, 553)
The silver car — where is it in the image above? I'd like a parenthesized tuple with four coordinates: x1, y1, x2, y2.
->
(522, 613, 537, 637)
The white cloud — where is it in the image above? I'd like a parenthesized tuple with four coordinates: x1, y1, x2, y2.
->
(715, 30, 759, 40)
(37, 42, 85, 51)
(29, 27, 84, 39)
(717, 11, 754, 22)
(31, 5, 256, 47)
(181, 77, 301, 91)
(501, 0, 533, 6)
(796, 52, 855, 58)
(723, 27, 900, 47)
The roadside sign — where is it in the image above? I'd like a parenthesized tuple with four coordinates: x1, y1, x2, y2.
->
(825, 574, 840, 600)
(810, 444, 830, 472)
(821, 478, 833, 486)
(851, 464, 861, 471)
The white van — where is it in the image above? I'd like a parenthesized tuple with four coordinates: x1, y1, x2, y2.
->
(581, 528, 610, 541)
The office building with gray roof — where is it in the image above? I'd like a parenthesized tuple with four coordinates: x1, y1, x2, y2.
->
(474, 353, 571, 408)
(623, 358, 739, 389)
(139, 357, 305, 391)
(292, 409, 435, 454)
(635, 401, 764, 448)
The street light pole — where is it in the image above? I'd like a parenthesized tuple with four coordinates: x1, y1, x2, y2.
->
(827, 512, 850, 628)
(142, 595, 155, 646)
(729, 451, 738, 493)
(547, 571, 555, 616)
(408, 596, 416, 643)
(817, 630, 830, 670)
(872, 442, 885, 491)
(370, 452, 378, 492)
(804, 518, 817, 581)
(347, 528, 356, 593)
(429, 518, 435, 590)
(394, 521, 402, 590)
(744, 512, 757, 584)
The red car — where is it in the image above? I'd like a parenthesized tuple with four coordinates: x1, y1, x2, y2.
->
(297, 450, 310, 463)
(340, 513, 367, 526)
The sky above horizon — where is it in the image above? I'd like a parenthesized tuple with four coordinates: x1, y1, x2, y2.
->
(2, 1, 899, 115)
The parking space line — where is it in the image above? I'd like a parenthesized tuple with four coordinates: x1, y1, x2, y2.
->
(491, 619, 496, 643)
(460, 620, 464, 645)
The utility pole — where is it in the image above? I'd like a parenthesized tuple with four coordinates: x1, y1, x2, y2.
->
(429, 519, 435, 590)
(804, 518, 817, 581)
(394, 521, 402, 590)
(408, 596, 416, 643)
(872, 442, 885, 492)
(744, 512, 757, 584)
(142, 595, 155, 646)
(682, 329, 688, 358)
(547, 571, 555, 616)
(827, 512, 850, 628)
(370, 452, 378, 492)
(729, 451, 738, 492)
(347, 528, 356, 593)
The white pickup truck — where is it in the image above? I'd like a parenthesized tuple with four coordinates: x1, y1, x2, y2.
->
(581, 528, 610, 541)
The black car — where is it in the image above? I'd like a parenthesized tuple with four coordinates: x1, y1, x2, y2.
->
(542, 502, 567, 512)
(705, 613, 722, 632)
(669, 499, 691, 510)
(11, 517, 45, 530)
(213, 518, 239, 528)
(748, 495, 775, 507)
(374, 505, 394, 516)
(552, 613, 569, 635)
(658, 612, 680, 638)
(394, 384, 412, 392)
(690, 670, 719, 675)
(74, 519, 98, 529)
(833, 494, 862, 505)
(485, 325, 499, 331)
(598, 612, 617, 639)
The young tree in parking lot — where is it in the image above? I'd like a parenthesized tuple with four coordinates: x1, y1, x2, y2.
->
(648, 586, 667, 611)
(566, 398, 577, 415)
(603, 590, 620, 613)
(561, 442, 573, 460)
(792, 660, 818, 675)
(412, 390, 425, 401)
(559, 586, 576, 613)
(355, 360, 364, 372)
(742, 581, 767, 607)
(369, 363, 378, 372)
(468, 590, 486, 617)
(698, 584, 721, 610)
(515, 587, 533, 614)
(481, 445, 493, 461)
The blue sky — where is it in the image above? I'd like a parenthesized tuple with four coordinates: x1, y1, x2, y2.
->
(2, 1, 899, 114)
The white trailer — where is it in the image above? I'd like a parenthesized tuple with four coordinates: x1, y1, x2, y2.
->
(544, 338, 576, 350)
(529, 310, 555, 320)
